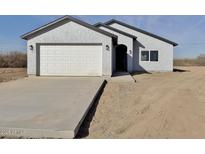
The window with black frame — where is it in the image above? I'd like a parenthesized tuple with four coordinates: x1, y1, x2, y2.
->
(141, 50, 149, 61)
(150, 50, 158, 61)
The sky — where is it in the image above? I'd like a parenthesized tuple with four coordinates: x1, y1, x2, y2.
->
(0, 15, 205, 59)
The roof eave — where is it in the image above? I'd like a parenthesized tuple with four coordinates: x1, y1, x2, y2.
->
(21, 16, 69, 40)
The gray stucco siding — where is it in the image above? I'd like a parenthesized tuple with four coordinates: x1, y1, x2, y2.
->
(109, 23, 174, 72)
(27, 21, 113, 76)
(99, 26, 134, 72)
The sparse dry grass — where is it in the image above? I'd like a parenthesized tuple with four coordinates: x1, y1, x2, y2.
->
(0, 52, 27, 82)
(174, 54, 205, 66)
(0, 68, 27, 82)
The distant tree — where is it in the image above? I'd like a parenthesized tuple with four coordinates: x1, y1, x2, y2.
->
(197, 54, 205, 59)
(197, 54, 205, 66)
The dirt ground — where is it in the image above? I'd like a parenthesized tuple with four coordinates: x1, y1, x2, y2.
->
(77, 67, 205, 139)
(0, 68, 27, 82)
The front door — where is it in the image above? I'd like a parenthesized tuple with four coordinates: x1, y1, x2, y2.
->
(116, 45, 127, 71)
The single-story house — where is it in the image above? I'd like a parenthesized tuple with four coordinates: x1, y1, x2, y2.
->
(21, 15, 178, 77)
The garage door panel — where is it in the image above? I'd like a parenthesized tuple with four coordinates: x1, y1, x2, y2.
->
(40, 45, 102, 76)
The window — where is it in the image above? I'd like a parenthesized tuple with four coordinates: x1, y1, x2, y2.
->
(141, 51, 149, 61)
(150, 50, 158, 61)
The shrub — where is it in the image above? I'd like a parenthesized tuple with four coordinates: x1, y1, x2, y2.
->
(0, 52, 27, 68)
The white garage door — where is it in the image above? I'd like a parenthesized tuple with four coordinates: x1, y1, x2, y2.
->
(39, 44, 102, 76)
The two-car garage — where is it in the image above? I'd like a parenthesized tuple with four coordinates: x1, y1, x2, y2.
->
(38, 44, 102, 76)
(22, 16, 117, 77)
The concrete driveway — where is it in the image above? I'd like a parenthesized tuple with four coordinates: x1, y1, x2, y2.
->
(0, 77, 105, 138)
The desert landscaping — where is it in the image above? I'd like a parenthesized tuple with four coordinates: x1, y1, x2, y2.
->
(1, 65, 205, 139)
(0, 52, 27, 82)
(77, 66, 205, 138)
(0, 68, 27, 82)
(1, 53, 205, 139)
(1, 66, 205, 139)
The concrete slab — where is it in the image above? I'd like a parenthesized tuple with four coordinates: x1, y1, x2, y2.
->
(110, 72, 135, 83)
(0, 77, 105, 138)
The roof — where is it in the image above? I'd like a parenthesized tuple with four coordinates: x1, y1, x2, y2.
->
(21, 16, 118, 40)
(104, 19, 178, 46)
(94, 22, 137, 39)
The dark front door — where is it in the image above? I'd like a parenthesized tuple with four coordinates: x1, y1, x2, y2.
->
(116, 45, 127, 71)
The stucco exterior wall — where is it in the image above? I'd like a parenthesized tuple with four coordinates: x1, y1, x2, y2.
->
(27, 21, 113, 76)
(98, 26, 134, 72)
(109, 23, 174, 72)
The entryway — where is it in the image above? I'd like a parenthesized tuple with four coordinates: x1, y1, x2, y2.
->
(116, 44, 127, 71)
(111, 72, 136, 82)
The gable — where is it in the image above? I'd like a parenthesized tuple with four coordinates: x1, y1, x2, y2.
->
(27, 21, 114, 44)
(94, 23, 137, 39)
(110, 23, 173, 49)
(21, 16, 117, 40)
(105, 19, 177, 46)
